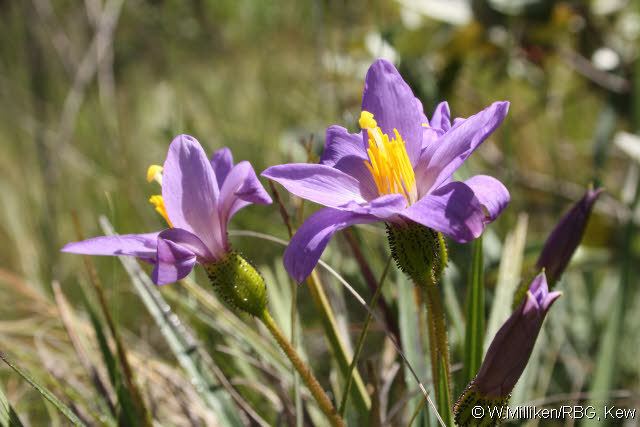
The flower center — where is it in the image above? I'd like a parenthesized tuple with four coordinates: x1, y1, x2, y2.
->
(359, 111, 417, 204)
(147, 164, 173, 227)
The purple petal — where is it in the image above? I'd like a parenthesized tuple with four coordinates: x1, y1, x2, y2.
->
(528, 271, 547, 295)
(361, 59, 423, 165)
(416, 101, 509, 193)
(219, 161, 272, 227)
(341, 194, 406, 219)
(320, 126, 367, 167)
(61, 232, 159, 259)
(464, 175, 510, 222)
(152, 237, 197, 285)
(330, 156, 379, 200)
(162, 134, 224, 255)
(284, 208, 376, 282)
(420, 127, 445, 154)
(158, 228, 215, 261)
(452, 117, 466, 127)
(210, 147, 234, 186)
(400, 181, 485, 243)
(526, 272, 561, 312)
(262, 163, 367, 208)
(429, 101, 451, 131)
(543, 291, 562, 311)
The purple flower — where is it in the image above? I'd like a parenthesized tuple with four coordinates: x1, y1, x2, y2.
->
(536, 187, 603, 286)
(473, 272, 561, 398)
(262, 59, 510, 282)
(62, 134, 272, 285)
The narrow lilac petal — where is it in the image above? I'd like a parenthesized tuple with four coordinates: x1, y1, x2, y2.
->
(158, 228, 215, 261)
(319, 126, 374, 198)
(342, 194, 406, 219)
(320, 126, 367, 167)
(400, 181, 485, 243)
(420, 127, 445, 154)
(152, 238, 197, 285)
(284, 208, 376, 282)
(331, 156, 379, 200)
(528, 271, 546, 295)
(361, 59, 423, 165)
(543, 291, 562, 311)
(464, 175, 510, 222)
(219, 161, 272, 226)
(522, 290, 543, 317)
(210, 147, 234, 186)
(430, 101, 451, 131)
(417, 101, 509, 193)
(162, 134, 224, 255)
(61, 233, 159, 259)
(452, 117, 466, 127)
(262, 163, 367, 208)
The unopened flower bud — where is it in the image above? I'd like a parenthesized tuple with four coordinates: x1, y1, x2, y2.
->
(386, 221, 448, 284)
(536, 187, 603, 287)
(204, 251, 267, 317)
(455, 273, 560, 426)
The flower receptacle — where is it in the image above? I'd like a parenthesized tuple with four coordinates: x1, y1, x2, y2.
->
(204, 251, 267, 317)
(386, 221, 448, 285)
(454, 383, 509, 427)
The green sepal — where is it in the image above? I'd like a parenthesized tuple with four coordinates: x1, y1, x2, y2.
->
(454, 382, 509, 426)
(204, 251, 267, 317)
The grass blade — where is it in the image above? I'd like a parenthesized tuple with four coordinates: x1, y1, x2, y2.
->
(52, 281, 116, 417)
(463, 236, 484, 385)
(0, 380, 24, 427)
(0, 352, 86, 427)
(338, 256, 392, 416)
(485, 213, 528, 352)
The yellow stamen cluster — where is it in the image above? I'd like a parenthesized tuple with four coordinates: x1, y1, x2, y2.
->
(146, 164, 172, 227)
(149, 195, 172, 227)
(147, 164, 164, 185)
(359, 111, 417, 204)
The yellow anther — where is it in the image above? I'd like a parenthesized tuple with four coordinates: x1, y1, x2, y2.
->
(360, 111, 417, 204)
(149, 195, 172, 227)
(147, 164, 164, 185)
(359, 111, 378, 130)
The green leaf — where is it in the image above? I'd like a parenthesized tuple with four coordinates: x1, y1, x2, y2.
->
(463, 236, 484, 385)
(0, 352, 86, 427)
(0, 380, 24, 427)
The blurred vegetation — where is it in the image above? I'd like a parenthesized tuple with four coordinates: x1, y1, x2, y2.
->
(1, 0, 639, 425)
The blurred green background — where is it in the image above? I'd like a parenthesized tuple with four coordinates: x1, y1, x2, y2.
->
(1, 0, 639, 425)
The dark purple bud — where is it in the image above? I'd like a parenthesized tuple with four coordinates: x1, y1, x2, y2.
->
(455, 273, 560, 425)
(536, 187, 603, 286)
(475, 273, 560, 398)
